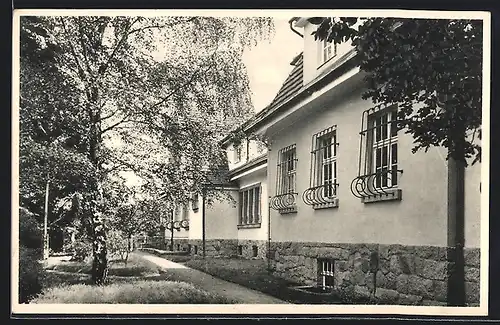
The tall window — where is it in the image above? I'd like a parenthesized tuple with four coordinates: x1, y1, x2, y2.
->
(320, 39, 337, 65)
(369, 108, 398, 189)
(234, 144, 243, 163)
(303, 126, 339, 207)
(278, 145, 297, 195)
(351, 105, 401, 202)
(239, 185, 261, 226)
(270, 144, 298, 213)
(191, 193, 199, 211)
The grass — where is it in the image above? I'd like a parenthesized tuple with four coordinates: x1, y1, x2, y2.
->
(35, 253, 234, 304)
(32, 280, 234, 304)
(181, 257, 301, 303)
(45, 254, 163, 277)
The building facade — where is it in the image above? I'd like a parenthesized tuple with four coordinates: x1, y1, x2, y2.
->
(231, 17, 481, 305)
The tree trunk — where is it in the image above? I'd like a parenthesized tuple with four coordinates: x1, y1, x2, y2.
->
(91, 210, 108, 285)
(446, 102, 466, 307)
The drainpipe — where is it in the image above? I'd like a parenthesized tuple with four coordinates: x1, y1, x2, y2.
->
(43, 174, 50, 260)
(202, 188, 206, 259)
(267, 195, 272, 273)
(289, 18, 303, 38)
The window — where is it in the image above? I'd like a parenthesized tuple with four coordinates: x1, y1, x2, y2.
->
(238, 184, 261, 227)
(192, 193, 199, 211)
(318, 259, 335, 291)
(370, 109, 398, 189)
(234, 144, 243, 163)
(270, 144, 298, 213)
(351, 106, 402, 202)
(182, 202, 189, 221)
(252, 245, 258, 258)
(320, 39, 337, 65)
(303, 126, 339, 209)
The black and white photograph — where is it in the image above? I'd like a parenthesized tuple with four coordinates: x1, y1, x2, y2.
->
(11, 9, 489, 316)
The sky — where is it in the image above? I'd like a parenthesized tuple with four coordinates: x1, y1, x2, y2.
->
(242, 18, 303, 113)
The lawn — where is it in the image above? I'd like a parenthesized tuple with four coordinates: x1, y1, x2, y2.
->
(181, 257, 302, 303)
(32, 280, 233, 304)
(34, 253, 234, 304)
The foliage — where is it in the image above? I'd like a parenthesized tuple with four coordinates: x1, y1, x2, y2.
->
(19, 246, 46, 303)
(19, 207, 42, 250)
(312, 17, 482, 165)
(65, 238, 93, 262)
(19, 15, 274, 283)
(107, 230, 131, 262)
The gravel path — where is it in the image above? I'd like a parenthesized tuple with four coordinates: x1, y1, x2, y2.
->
(135, 252, 289, 304)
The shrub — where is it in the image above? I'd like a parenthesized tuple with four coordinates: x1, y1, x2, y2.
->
(19, 245, 46, 303)
(65, 239, 93, 262)
(19, 207, 42, 250)
(107, 230, 131, 263)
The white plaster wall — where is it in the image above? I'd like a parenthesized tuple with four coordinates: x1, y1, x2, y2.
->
(302, 22, 356, 86)
(205, 190, 239, 239)
(266, 86, 480, 247)
(235, 168, 269, 241)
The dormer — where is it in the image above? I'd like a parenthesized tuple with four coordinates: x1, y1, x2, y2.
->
(224, 137, 267, 171)
(292, 17, 357, 86)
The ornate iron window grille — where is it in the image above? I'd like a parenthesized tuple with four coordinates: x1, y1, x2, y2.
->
(270, 144, 298, 213)
(350, 106, 403, 200)
(302, 125, 339, 208)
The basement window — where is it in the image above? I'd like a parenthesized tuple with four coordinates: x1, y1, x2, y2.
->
(252, 245, 258, 258)
(318, 259, 335, 291)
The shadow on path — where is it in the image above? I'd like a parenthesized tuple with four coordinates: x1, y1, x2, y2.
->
(134, 251, 290, 304)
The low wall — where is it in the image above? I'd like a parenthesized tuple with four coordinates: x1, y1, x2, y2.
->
(269, 241, 480, 306)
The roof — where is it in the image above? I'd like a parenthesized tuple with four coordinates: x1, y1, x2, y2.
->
(220, 41, 359, 147)
(219, 53, 303, 147)
(229, 153, 267, 177)
(203, 160, 237, 188)
(267, 53, 303, 113)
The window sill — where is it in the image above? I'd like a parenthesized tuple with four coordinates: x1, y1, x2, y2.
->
(278, 206, 297, 215)
(361, 189, 402, 204)
(312, 198, 339, 210)
(237, 223, 261, 229)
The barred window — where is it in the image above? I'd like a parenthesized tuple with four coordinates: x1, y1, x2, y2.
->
(270, 144, 298, 213)
(303, 126, 339, 208)
(370, 109, 398, 189)
(318, 259, 335, 291)
(351, 106, 403, 202)
(239, 184, 261, 226)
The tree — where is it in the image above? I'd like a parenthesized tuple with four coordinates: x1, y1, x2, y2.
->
(311, 17, 482, 307)
(311, 17, 482, 165)
(105, 177, 168, 264)
(19, 15, 274, 284)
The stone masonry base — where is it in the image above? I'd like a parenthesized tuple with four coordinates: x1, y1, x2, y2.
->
(143, 238, 269, 260)
(269, 241, 480, 306)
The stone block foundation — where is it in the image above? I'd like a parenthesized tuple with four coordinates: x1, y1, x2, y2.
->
(269, 241, 480, 306)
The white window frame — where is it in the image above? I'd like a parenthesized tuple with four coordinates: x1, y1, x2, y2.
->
(238, 184, 261, 227)
(316, 130, 337, 199)
(234, 143, 243, 163)
(368, 108, 398, 190)
(280, 147, 297, 195)
(319, 259, 335, 290)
